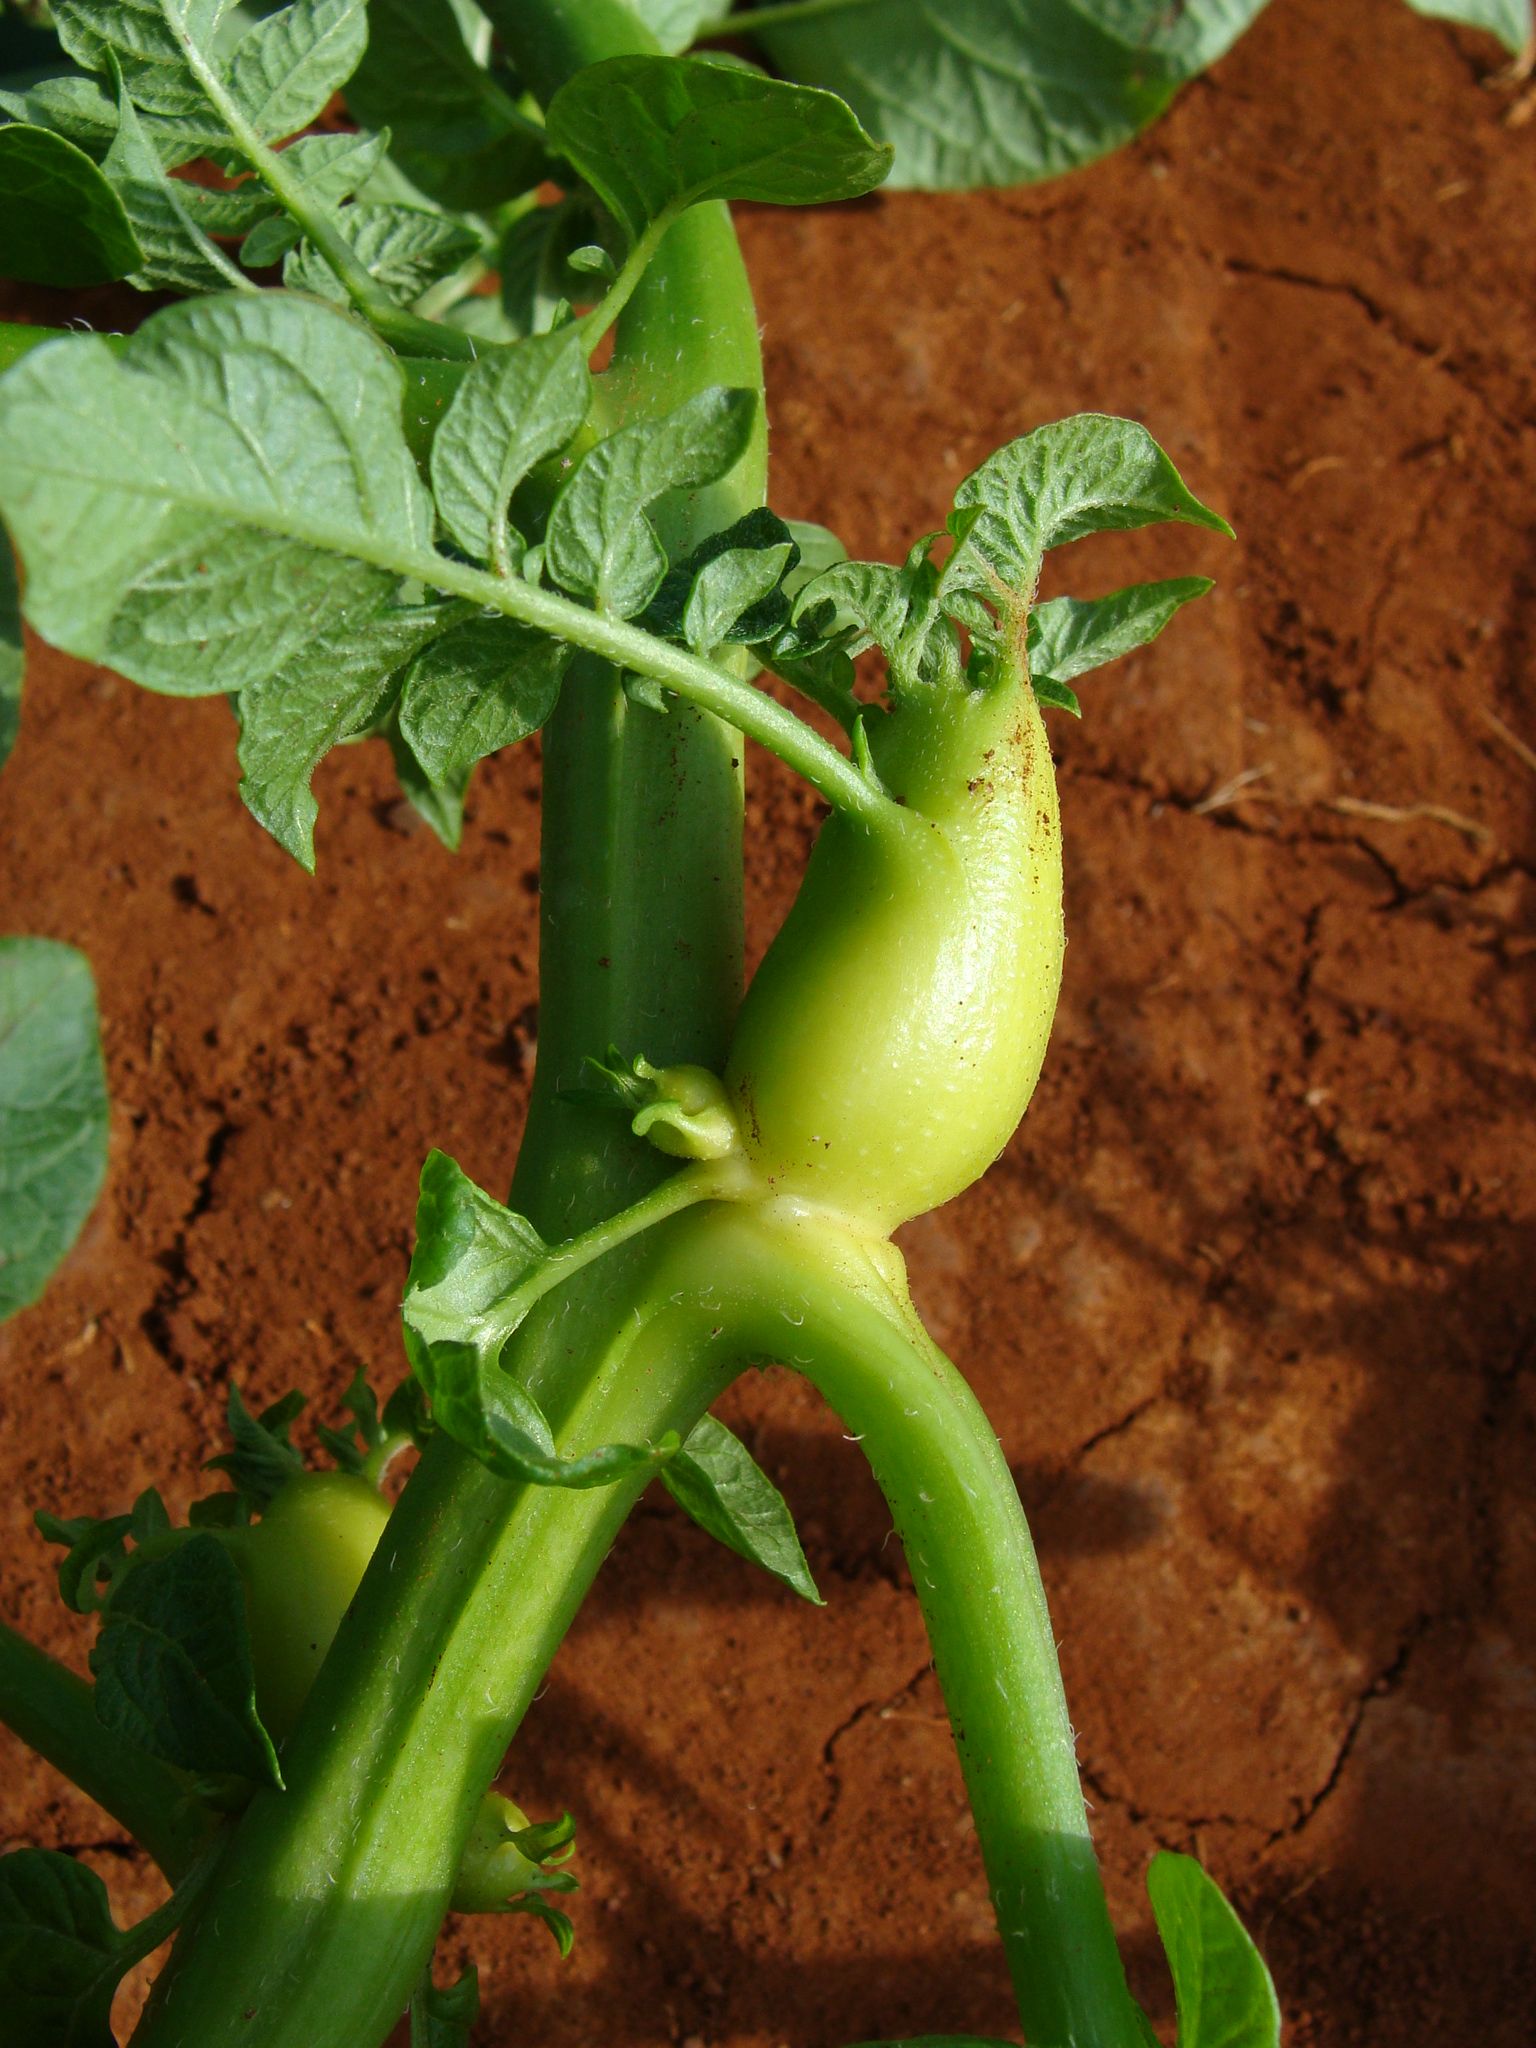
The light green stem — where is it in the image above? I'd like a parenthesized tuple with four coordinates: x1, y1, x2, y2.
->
(576, 205, 679, 352)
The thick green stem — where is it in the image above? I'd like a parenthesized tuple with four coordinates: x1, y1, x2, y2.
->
(0, 1622, 212, 1882)
(129, 8, 767, 2043)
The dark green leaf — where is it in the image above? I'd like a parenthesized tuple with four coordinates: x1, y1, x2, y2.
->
(90, 1532, 283, 1787)
(203, 1381, 305, 1509)
(544, 53, 892, 246)
(747, 0, 1263, 191)
(1027, 576, 1213, 687)
(284, 199, 481, 307)
(545, 384, 757, 618)
(949, 415, 1232, 608)
(1401, 0, 1532, 53)
(410, 1963, 479, 2048)
(663, 1414, 822, 1602)
(1146, 1850, 1281, 2048)
(0, 1848, 126, 2048)
(0, 122, 140, 285)
(100, 60, 245, 290)
(345, 0, 549, 212)
(226, 0, 368, 141)
(0, 538, 20, 772)
(236, 598, 468, 869)
(644, 505, 799, 649)
(399, 615, 570, 787)
(0, 937, 109, 1325)
(430, 328, 593, 572)
(0, 293, 436, 697)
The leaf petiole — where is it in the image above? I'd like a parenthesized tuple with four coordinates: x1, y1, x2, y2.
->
(575, 202, 679, 352)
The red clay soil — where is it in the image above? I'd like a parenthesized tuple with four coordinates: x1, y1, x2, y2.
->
(2, 0, 1534, 2041)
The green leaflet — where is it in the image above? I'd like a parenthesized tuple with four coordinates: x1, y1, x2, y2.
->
(398, 615, 570, 788)
(90, 1532, 284, 1787)
(0, 293, 433, 695)
(402, 1150, 682, 1491)
(622, 0, 732, 53)
(225, 0, 368, 142)
(662, 1414, 822, 1602)
(498, 195, 613, 339)
(1146, 1851, 1282, 2048)
(1402, 0, 1532, 51)
(101, 63, 247, 291)
(0, 1848, 152, 2048)
(36, 1486, 169, 1615)
(0, 538, 20, 771)
(748, 0, 1264, 191)
(644, 506, 800, 645)
(343, 0, 549, 212)
(1027, 576, 1215, 710)
(314, 1366, 386, 1472)
(788, 415, 1228, 713)
(0, 122, 141, 285)
(238, 127, 388, 265)
(0, 938, 109, 1326)
(545, 384, 758, 619)
(173, 173, 281, 235)
(386, 710, 473, 852)
(52, 0, 218, 117)
(284, 199, 481, 306)
(236, 598, 468, 869)
(203, 1383, 307, 1510)
(543, 53, 892, 247)
(0, 76, 124, 160)
(682, 542, 793, 654)
(430, 328, 593, 572)
(410, 1964, 480, 2048)
(948, 414, 1233, 605)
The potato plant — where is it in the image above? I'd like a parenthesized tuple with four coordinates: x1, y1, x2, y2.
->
(0, 0, 1529, 2044)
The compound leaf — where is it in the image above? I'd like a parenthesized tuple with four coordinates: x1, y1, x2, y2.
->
(430, 328, 593, 572)
(0, 293, 434, 697)
(748, 0, 1265, 191)
(663, 1414, 822, 1603)
(949, 414, 1232, 611)
(1146, 1851, 1281, 2048)
(0, 1848, 129, 2048)
(544, 53, 892, 246)
(226, 0, 368, 141)
(0, 539, 20, 772)
(398, 615, 570, 788)
(0, 938, 109, 1325)
(0, 122, 141, 286)
(236, 597, 468, 869)
(284, 200, 481, 307)
(545, 384, 757, 618)
(1027, 576, 1213, 688)
(90, 1532, 283, 1787)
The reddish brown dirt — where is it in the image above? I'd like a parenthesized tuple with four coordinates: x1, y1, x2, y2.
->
(3, 0, 1535, 2041)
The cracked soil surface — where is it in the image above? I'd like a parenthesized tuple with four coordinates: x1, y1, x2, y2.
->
(2, 0, 1534, 2042)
